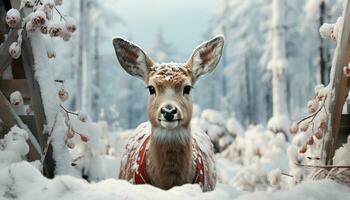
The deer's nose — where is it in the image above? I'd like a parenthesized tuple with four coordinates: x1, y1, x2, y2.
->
(160, 105, 177, 121)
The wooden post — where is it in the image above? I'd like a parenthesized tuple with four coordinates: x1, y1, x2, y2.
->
(0, 0, 21, 75)
(21, 30, 56, 178)
(0, 28, 19, 75)
(0, 1, 8, 44)
(0, 0, 56, 178)
(325, 0, 350, 165)
(0, 90, 41, 160)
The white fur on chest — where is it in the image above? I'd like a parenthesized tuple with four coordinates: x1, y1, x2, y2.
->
(152, 127, 190, 145)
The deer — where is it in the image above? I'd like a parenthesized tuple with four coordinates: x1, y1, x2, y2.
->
(112, 35, 224, 192)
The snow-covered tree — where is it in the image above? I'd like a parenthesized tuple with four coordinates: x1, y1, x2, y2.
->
(301, 0, 342, 85)
(52, 0, 125, 123)
(205, 0, 342, 129)
(266, 0, 290, 135)
(205, 0, 271, 126)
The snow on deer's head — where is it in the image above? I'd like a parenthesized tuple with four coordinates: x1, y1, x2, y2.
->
(112, 36, 224, 132)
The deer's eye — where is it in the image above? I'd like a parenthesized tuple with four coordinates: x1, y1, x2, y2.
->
(183, 85, 192, 95)
(147, 86, 156, 95)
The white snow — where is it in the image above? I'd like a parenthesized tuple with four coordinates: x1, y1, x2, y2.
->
(1, 154, 349, 200)
(0, 161, 240, 200)
(319, 23, 335, 39)
(77, 111, 88, 122)
(201, 109, 226, 126)
(0, 126, 29, 167)
(1, 117, 350, 199)
(30, 31, 74, 175)
(268, 169, 282, 187)
(9, 91, 23, 106)
(44, 36, 56, 58)
(9, 42, 21, 59)
(6, 8, 21, 28)
(327, 135, 350, 184)
(333, 135, 350, 166)
(9, 91, 27, 115)
(319, 16, 344, 42)
(48, 21, 66, 37)
(217, 125, 290, 191)
(333, 17, 344, 42)
(64, 17, 77, 33)
(226, 118, 244, 137)
(192, 109, 240, 152)
(31, 10, 46, 27)
(267, 115, 289, 137)
(235, 180, 350, 200)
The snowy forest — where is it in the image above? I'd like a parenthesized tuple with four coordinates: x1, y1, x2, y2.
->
(2, 0, 350, 199)
(52, 0, 342, 130)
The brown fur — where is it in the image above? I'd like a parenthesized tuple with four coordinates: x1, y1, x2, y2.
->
(147, 64, 193, 129)
(148, 63, 193, 86)
(147, 129, 194, 190)
(143, 63, 196, 189)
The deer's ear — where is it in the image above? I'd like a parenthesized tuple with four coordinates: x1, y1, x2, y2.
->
(112, 37, 154, 81)
(187, 35, 224, 81)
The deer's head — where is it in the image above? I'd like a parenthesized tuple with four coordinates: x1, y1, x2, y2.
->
(112, 36, 224, 132)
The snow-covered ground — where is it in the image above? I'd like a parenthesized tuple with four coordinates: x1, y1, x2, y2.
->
(1, 161, 350, 200)
(1, 123, 350, 200)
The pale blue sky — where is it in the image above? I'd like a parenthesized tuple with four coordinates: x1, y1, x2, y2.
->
(111, 0, 222, 59)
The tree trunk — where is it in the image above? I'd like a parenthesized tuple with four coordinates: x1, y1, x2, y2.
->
(319, 0, 327, 84)
(91, 27, 100, 120)
(76, 0, 84, 110)
(221, 26, 227, 97)
(244, 55, 252, 125)
(269, 0, 289, 117)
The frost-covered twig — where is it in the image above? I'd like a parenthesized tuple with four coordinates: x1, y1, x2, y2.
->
(53, 6, 65, 21)
(296, 163, 350, 169)
(281, 172, 294, 178)
(290, 85, 329, 155)
(6, 0, 77, 59)
(55, 80, 89, 146)
(312, 168, 327, 179)
(60, 104, 78, 117)
(59, 105, 89, 143)
(295, 95, 327, 126)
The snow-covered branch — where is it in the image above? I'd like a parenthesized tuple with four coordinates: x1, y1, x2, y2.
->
(6, 0, 77, 59)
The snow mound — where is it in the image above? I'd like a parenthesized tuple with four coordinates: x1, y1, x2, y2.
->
(0, 161, 349, 200)
(218, 125, 289, 191)
(319, 23, 334, 39)
(267, 115, 290, 139)
(226, 118, 244, 137)
(236, 180, 350, 200)
(201, 109, 226, 126)
(0, 126, 29, 167)
(193, 109, 242, 152)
